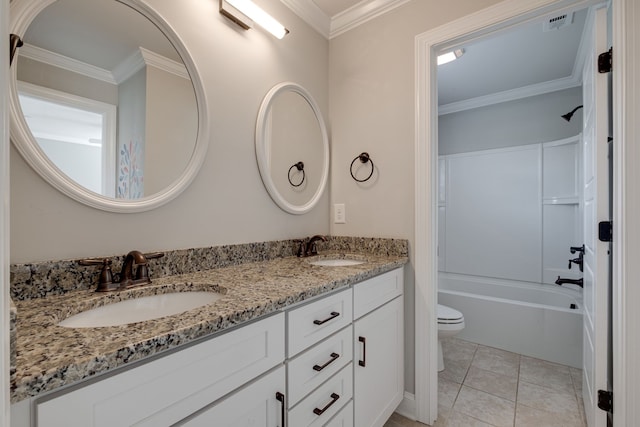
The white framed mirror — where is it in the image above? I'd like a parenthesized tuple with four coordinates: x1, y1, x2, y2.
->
(9, 0, 209, 213)
(255, 82, 329, 215)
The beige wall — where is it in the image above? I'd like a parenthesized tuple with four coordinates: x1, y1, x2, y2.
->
(10, 0, 329, 263)
(328, 0, 502, 393)
(145, 66, 197, 196)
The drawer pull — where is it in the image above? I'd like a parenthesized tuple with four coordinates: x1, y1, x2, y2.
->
(313, 352, 340, 371)
(313, 311, 340, 325)
(358, 336, 366, 367)
(313, 393, 340, 416)
(276, 392, 286, 427)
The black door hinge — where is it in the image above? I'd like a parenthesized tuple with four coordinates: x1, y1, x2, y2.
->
(598, 47, 612, 73)
(598, 389, 613, 412)
(599, 221, 612, 242)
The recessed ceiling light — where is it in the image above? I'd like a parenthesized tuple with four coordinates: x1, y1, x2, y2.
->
(437, 48, 465, 66)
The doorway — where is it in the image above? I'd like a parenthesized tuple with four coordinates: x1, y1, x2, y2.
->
(414, 0, 611, 424)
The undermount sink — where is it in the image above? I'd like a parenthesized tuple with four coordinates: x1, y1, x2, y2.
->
(308, 258, 366, 267)
(58, 291, 223, 328)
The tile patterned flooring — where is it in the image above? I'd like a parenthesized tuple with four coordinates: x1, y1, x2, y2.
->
(384, 338, 586, 427)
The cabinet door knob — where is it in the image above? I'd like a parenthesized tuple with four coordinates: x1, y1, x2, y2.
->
(313, 311, 340, 325)
(358, 336, 367, 367)
(313, 352, 340, 371)
(313, 393, 340, 415)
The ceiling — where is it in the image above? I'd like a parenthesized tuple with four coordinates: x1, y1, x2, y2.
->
(305, 0, 588, 112)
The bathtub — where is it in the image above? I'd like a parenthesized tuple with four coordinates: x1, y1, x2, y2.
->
(438, 272, 583, 368)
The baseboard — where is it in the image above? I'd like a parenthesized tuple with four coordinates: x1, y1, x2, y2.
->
(395, 391, 417, 420)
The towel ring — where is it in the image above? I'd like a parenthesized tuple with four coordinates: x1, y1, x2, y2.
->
(350, 152, 374, 182)
(288, 161, 305, 187)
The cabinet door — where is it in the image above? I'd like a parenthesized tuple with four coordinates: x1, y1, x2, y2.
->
(353, 296, 403, 427)
(36, 313, 284, 427)
(178, 366, 285, 427)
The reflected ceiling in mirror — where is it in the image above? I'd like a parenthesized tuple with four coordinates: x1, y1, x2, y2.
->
(9, 0, 209, 212)
(256, 82, 329, 215)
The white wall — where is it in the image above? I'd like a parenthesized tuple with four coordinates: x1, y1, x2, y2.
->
(328, 0, 502, 395)
(10, 0, 330, 263)
(439, 87, 583, 155)
(145, 65, 197, 196)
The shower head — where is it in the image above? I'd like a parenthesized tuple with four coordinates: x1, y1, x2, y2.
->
(562, 105, 584, 122)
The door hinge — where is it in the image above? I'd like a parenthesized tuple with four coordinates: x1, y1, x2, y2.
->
(598, 389, 613, 412)
(598, 47, 612, 73)
(599, 221, 612, 242)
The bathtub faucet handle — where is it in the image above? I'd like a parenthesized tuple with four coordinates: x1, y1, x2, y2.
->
(570, 245, 585, 254)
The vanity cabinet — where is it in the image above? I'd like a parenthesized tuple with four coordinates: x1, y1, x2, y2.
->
(14, 267, 404, 427)
(285, 268, 403, 427)
(353, 269, 404, 427)
(286, 288, 353, 427)
(35, 313, 285, 427)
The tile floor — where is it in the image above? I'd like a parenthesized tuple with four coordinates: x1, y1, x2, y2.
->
(384, 338, 586, 427)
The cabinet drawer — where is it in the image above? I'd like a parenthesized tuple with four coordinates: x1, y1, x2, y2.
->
(324, 400, 353, 427)
(288, 363, 353, 427)
(36, 313, 285, 427)
(353, 268, 403, 320)
(288, 326, 352, 407)
(287, 289, 352, 357)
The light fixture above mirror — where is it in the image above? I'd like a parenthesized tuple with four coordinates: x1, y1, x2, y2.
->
(220, 0, 289, 39)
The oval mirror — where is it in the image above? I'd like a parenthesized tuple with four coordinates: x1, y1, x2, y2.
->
(256, 82, 329, 215)
(9, 0, 209, 213)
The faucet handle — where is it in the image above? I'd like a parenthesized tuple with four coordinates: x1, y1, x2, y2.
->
(143, 252, 165, 260)
(136, 252, 164, 282)
(78, 258, 114, 291)
(296, 240, 306, 257)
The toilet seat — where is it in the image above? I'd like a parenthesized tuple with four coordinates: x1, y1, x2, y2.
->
(437, 304, 464, 325)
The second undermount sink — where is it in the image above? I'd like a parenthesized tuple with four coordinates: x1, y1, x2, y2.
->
(58, 291, 223, 328)
(308, 256, 366, 267)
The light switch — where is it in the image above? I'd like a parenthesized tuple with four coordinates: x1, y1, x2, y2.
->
(334, 203, 346, 224)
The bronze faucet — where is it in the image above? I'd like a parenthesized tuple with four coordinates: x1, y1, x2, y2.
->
(297, 235, 327, 257)
(78, 250, 164, 292)
(119, 250, 149, 288)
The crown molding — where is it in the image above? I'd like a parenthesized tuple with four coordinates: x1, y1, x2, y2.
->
(279, 0, 330, 38)
(280, 0, 410, 39)
(113, 47, 189, 84)
(19, 43, 189, 86)
(330, 0, 411, 38)
(19, 43, 117, 84)
(438, 74, 582, 115)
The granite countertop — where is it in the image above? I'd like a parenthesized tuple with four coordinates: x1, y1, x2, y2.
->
(11, 252, 407, 403)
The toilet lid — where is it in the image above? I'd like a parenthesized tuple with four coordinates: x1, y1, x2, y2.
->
(437, 304, 463, 323)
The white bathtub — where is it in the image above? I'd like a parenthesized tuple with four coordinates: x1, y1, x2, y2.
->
(438, 272, 583, 368)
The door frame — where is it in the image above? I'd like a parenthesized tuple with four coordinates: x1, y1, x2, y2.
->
(414, 0, 632, 424)
(1, 0, 11, 424)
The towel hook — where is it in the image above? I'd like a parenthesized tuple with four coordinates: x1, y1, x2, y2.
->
(350, 152, 374, 182)
(288, 161, 305, 187)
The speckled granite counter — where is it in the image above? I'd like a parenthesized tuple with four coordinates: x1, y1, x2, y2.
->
(11, 249, 407, 403)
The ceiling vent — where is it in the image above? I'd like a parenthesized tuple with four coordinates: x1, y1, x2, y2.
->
(543, 12, 574, 31)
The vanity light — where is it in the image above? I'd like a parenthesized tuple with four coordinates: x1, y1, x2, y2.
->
(437, 48, 464, 65)
(220, 0, 289, 39)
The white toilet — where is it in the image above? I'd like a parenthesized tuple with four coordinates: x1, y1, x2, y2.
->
(437, 304, 465, 372)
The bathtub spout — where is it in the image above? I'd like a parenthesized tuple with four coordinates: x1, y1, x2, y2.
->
(555, 276, 583, 288)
